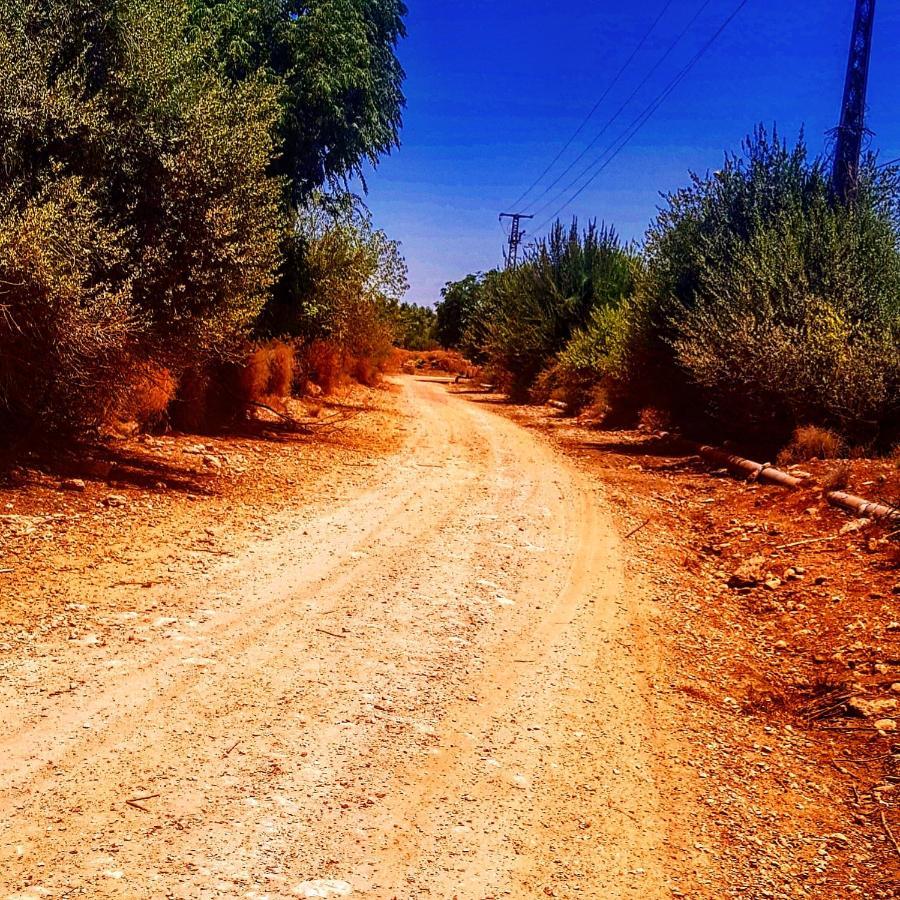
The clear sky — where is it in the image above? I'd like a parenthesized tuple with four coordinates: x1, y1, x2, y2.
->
(356, 1, 899, 306)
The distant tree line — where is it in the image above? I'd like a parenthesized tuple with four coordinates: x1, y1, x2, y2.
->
(437, 128, 900, 451)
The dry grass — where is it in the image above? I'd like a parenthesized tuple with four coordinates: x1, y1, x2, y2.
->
(794, 674, 855, 723)
(391, 348, 475, 378)
(778, 425, 845, 465)
(822, 460, 852, 492)
(297, 341, 344, 395)
(351, 356, 381, 387)
(112, 362, 177, 431)
(638, 406, 672, 434)
(239, 341, 295, 403)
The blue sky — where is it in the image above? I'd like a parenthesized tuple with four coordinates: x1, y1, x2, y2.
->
(357, 1, 899, 305)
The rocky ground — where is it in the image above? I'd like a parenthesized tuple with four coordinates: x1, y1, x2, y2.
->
(1, 377, 898, 899)
(479, 392, 900, 899)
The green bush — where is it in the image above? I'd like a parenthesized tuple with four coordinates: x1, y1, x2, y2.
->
(259, 193, 408, 372)
(464, 220, 638, 399)
(390, 303, 438, 351)
(0, 0, 285, 432)
(644, 127, 900, 446)
(0, 178, 134, 431)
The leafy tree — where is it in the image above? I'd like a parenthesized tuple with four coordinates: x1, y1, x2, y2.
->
(391, 303, 438, 350)
(644, 127, 900, 445)
(436, 275, 482, 349)
(0, 0, 285, 430)
(261, 193, 408, 359)
(191, 0, 407, 200)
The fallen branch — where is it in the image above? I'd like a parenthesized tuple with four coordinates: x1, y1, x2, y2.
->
(776, 535, 842, 551)
(125, 793, 160, 812)
(315, 628, 347, 639)
(249, 400, 297, 424)
(880, 809, 900, 860)
(625, 519, 651, 540)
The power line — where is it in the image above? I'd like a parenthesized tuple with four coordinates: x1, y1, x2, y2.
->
(508, 0, 676, 211)
(532, 0, 751, 233)
(524, 0, 715, 216)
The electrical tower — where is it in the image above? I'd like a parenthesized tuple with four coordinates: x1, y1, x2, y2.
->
(499, 213, 534, 269)
(832, 0, 876, 204)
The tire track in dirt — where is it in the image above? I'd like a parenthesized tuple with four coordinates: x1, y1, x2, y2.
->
(1, 378, 676, 899)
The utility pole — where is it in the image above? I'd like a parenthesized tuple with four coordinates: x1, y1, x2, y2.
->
(832, 0, 876, 204)
(499, 213, 534, 269)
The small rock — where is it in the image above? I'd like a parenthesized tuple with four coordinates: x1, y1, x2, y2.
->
(874, 719, 897, 734)
(839, 518, 871, 535)
(103, 494, 128, 508)
(890, 683, 900, 694)
(773, 640, 788, 651)
(202, 455, 222, 470)
(764, 577, 782, 591)
(848, 697, 898, 718)
(293, 880, 352, 898)
(728, 555, 769, 588)
(83, 459, 113, 479)
(60, 478, 86, 492)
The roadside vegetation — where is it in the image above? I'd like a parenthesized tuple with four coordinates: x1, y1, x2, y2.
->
(0, 0, 429, 440)
(438, 128, 900, 455)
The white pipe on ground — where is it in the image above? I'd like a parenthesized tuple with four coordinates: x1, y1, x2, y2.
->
(825, 490, 899, 521)
(696, 445, 803, 490)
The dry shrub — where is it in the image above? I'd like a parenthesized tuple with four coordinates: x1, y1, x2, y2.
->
(582, 384, 613, 423)
(296, 340, 344, 395)
(392, 348, 473, 377)
(778, 425, 844, 465)
(822, 460, 852, 492)
(238, 341, 295, 404)
(266, 342, 294, 395)
(638, 407, 672, 434)
(351, 355, 380, 387)
(382, 347, 405, 375)
(114, 361, 177, 430)
(794, 674, 855, 722)
(171, 367, 215, 432)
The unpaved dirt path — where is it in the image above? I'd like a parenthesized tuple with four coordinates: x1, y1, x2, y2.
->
(1, 378, 677, 899)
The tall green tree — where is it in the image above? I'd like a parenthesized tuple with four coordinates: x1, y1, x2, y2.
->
(192, 0, 407, 200)
(436, 275, 482, 350)
(0, 0, 285, 430)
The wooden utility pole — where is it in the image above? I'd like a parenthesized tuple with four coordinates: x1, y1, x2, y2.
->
(832, 0, 876, 203)
(499, 213, 534, 269)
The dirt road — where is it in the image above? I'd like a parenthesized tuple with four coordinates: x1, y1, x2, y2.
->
(1, 378, 678, 899)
